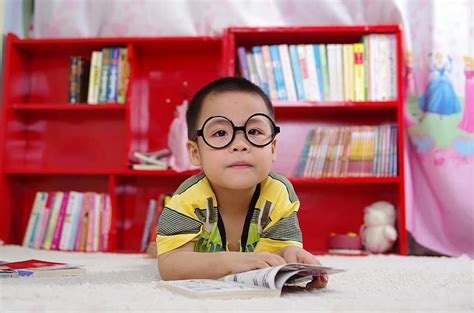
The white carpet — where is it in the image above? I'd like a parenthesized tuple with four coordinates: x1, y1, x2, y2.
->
(0, 245, 473, 313)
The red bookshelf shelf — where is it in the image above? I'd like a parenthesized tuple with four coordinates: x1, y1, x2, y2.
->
(273, 100, 398, 108)
(13, 103, 127, 111)
(289, 176, 400, 186)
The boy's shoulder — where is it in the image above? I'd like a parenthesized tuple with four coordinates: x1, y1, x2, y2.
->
(174, 172, 209, 196)
(261, 172, 298, 204)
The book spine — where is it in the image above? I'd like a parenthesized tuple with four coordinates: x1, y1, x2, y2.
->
(246, 51, 260, 86)
(117, 48, 128, 104)
(319, 44, 330, 101)
(279, 44, 297, 101)
(269, 45, 287, 101)
(98, 48, 111, 103)
(77, 57, 90, 103)
(107, 47, 120, 102)
(313, 44, 325, 101)
(261, 45, 278, 101)
(289, 44, 305, 101)
(33, 192, 54, 249)
(252, 46, 270, 96)
(353, 43, 365, 101)
(80, 193, 91, 251)
(237, 47, 250, 80)
(305, 44, 321, 101)
(59, 191, 78, 250)
(74, 193, 87, 251)
(86, 193, 96, 252)
(22, 192, 47, 247)
(93, 193, 102, 251)
(51, 191, 69, 250)
(334, 44, 344, 101)
(68, 192, 84, 250)
(102, 194, 112, 251)
(87, 52, 98, 104)
(43, 192, 64, 250)
(69, 56, 79, 104)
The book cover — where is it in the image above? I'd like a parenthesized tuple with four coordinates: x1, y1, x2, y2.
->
(33, 192, 54, 249)
(98, 48, 111, 103)
(43, 191, 64, 250)
(106, 47, 120, 102)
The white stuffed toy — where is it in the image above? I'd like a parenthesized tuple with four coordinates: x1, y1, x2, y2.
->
(360, 201, 398, 253)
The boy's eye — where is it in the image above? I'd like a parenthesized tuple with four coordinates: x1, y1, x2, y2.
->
(247, 128, 263, 136)
(212, 130, 228, 137)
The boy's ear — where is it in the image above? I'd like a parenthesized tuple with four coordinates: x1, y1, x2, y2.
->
(187, 140, 202, 166)
(271, 139, 277, 162)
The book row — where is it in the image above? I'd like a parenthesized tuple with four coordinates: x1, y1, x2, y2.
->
(238, 34, 397, 103)
(22, 191, 112, 252)
(68, 47, 130, 104)
(295, 124, 398, 178)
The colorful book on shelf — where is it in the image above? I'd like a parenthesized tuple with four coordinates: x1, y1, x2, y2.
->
(269, 45, 287, 101)
(107, 47, 120, 102)
(251, 46, 270, 96)
(237, 47, 250, 80)
(141, 199, 157, 252)
(288, 44, 305, 101)
(279, 44, 297, 101)
(43, 192, 65, 250)
(158, 263, 344, 298)
(261, 45, 278, 101)
(33, 192, 53, 249)
(117, 48, 128, 104)
(22, 192, 48, 248)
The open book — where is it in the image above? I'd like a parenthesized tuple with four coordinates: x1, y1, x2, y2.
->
(157, 263, 344, 298)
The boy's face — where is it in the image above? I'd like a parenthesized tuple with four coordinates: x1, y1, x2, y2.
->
(187, 91, 276, 191)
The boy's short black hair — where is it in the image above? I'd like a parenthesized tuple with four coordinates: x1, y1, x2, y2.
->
(186, 77, 274, 140)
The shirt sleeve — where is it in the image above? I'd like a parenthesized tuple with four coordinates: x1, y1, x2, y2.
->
(155, 194, 203, 256)
(254, 199, 303, 253)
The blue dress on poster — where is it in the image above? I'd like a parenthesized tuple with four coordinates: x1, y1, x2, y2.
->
(418, 56, 461, 115)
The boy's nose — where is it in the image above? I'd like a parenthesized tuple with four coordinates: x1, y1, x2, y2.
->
(231, 132, 249, 152)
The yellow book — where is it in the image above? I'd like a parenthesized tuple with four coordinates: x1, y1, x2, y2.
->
(353, 43, 365, 101)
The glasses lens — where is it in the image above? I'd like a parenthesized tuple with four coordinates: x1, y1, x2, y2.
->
(245, 115, 275, 146)
(202, 117, 233, 148)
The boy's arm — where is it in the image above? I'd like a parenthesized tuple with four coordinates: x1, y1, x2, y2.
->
(158, 242, 286, 280)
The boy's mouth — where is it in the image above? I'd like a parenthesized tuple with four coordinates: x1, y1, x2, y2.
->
(228, 161, 252, 169)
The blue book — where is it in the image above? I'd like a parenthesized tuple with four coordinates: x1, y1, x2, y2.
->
(269, 45, 287, 101)
(289, 45, 305, 101)
(313, 44, 324, 101)
(106, 47, 120, 102)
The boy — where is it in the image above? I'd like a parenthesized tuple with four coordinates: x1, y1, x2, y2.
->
(157, 77, 328, 289)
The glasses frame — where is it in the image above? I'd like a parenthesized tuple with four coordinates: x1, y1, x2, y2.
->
(195, 113, 280, 149)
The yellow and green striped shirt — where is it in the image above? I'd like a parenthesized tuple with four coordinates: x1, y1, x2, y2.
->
(156, 172, 302, 256)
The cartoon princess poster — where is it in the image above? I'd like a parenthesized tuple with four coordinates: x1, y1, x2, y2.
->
(418, 52, 461, 118)
(457, 56, 474, 133)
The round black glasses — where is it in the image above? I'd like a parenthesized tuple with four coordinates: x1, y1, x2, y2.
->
(196, 113, 280, 149)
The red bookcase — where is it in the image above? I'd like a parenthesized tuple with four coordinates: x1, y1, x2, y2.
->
(0, 25, 407, 254)
(0, 34, 222, 252)
(223, 25, 407, 254)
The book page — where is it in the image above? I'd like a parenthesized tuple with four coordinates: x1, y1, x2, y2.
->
(223, 263, 345, 290)
(223, 264, 287, 290)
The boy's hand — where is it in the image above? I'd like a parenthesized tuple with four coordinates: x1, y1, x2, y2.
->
(226, 252, 286, 274)
(279, 246, 328, 289)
